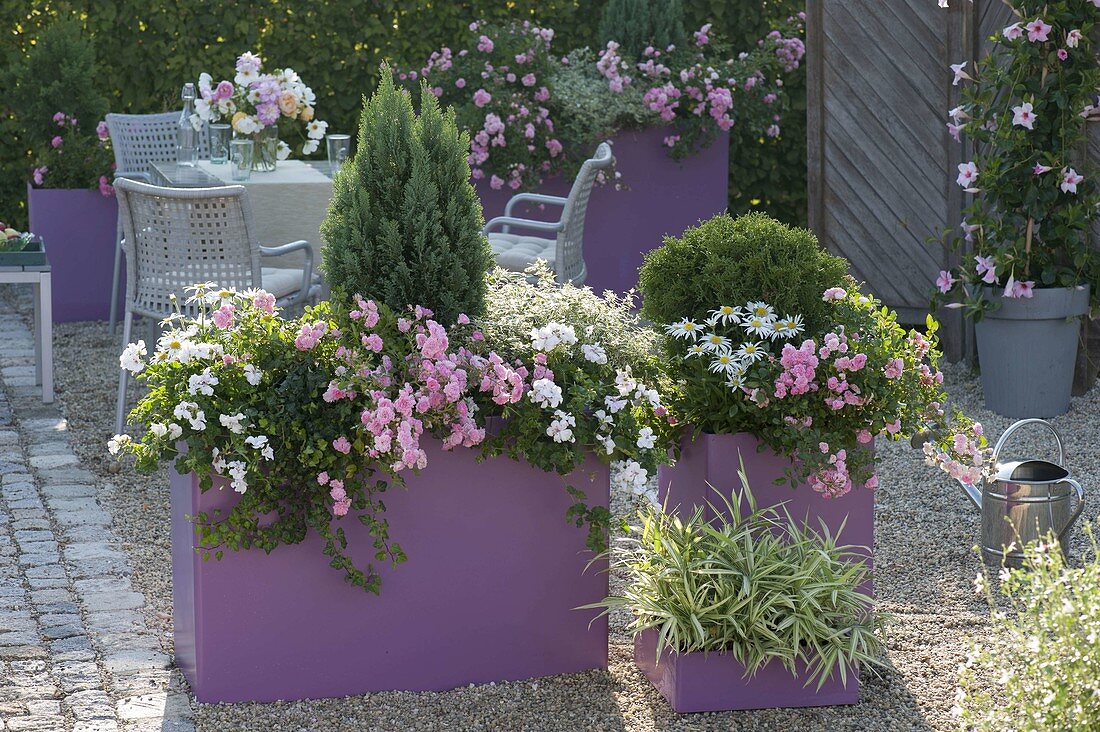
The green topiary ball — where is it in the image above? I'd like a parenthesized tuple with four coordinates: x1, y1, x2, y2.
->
(638, 212, 851, 334)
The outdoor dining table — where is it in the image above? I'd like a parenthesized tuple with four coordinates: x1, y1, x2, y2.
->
(149, 159, 334, 272)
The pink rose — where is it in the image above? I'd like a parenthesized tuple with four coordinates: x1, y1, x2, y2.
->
(332, 436, 352, 454)
(472, 88, 492, 108)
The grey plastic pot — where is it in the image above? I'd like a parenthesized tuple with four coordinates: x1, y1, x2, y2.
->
(975, 285, 1091, 418)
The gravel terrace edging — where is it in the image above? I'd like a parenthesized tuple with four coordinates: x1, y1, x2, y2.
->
(5, 283, 1099, 731)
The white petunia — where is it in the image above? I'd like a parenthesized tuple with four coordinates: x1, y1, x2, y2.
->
(599, 435, 616, 455)
(120, 340, 147, 373)
(173, 401, 206, 431)
(594, 409, 614, 428)
(187, 368, 219, 397)
(167, 423, 183, 441)
(664, 319, 702, 341)
(604, 395, 628, 413)
(219, 412, 247, 434)
(529, 378, 563, 409)
(243, 364, 263, 386)
(107, 434, 132, 455)
(531, 323, 577, 352)
(227, 460, 249, 494)
(636, 427, 656, 450)
(546, 411, 576, 443)
(581, 343, 608, 364)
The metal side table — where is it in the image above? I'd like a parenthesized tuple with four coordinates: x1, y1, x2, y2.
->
(0, 259, 53, 402)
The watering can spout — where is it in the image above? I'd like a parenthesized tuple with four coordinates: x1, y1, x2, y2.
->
(959, 480, 982, 511)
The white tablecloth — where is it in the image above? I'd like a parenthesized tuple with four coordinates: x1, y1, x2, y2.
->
(196, 160, 332, 271)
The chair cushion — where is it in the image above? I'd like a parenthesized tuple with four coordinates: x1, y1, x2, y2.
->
(261, 267, 310, 299)
(488, 233, 557, 273)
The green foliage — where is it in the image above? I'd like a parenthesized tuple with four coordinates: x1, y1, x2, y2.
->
(591, 462, 885, 689)
(10, 17, 109, 150)
(597, 0, 687, 60)
(959, 525, 1100, 730)
(685, 0, 808, 225)
(321, 67, 492, 324)
(27, 113, 114, 192)
(639, 212, 849, 334)
(0, 1, 804, 228)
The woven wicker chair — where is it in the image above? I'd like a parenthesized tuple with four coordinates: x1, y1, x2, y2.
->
(483, 142, 613, 286)
(105, 111, 210, 333)
(113, 178, 320, 434)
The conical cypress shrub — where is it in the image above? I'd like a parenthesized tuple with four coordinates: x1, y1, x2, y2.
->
(320, 65, 492, 323)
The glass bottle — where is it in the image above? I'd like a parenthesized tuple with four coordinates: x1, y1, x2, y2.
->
(177, 83, 198, 167)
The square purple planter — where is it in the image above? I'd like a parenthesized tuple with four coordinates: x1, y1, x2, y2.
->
(657, 432, 875, 568)
(476, 128, 729, 295)
(633, 629, 858, 713)
(652, 431, 875, 709)
(171, 438, 609, 703)
(26, 185, 122, 322)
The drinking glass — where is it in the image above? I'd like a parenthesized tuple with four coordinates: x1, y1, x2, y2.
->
(230, 139, 253, 182)
(209, 123, 231, 164)
(326, 134, 351, 175)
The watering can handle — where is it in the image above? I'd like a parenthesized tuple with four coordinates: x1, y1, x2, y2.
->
(991, 419, 1065, 468)
(1058, 478, 1086, 545)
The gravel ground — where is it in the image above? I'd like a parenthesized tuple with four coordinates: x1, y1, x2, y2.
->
(28, 298, 1100, 731)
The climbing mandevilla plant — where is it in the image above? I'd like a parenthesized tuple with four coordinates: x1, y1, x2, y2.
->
(933, 0, 1100, 317)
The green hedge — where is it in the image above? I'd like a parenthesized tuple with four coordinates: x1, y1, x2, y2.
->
(0, 0, 805, 229)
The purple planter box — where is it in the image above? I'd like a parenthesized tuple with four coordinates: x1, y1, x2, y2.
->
(653, 432, 875, 709)
(657, 432, 875, 566)
(26, 185, 121, 322)
(476, 128, 729, 294)
(634, 628, 858, 713)
(171, 439, 610, 703)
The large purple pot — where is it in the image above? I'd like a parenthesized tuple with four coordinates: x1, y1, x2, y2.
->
(26, 185, 121, 322)
(476, 128, 729, 295)
(171, 439, 610, 703)
(634, 628, 858, 713)
(653, 432, 874, 709)
(656, 432, 875, 562)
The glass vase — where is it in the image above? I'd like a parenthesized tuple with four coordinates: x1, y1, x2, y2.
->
(251, 127, 279, 172)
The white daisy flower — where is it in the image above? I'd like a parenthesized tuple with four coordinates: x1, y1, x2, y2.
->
(725, 372, 746, 391)
(736, 342, 767, 363)
(709, 351, 740, 374)
(741, 316, 774, 339)
(772, 314, 804, 340)
(700, 333, 732, 352)
(665, 319, 703, 341)
(706, 305, 740, 326)
(744, 301, 776, 321)
(685, 344, 707, 358)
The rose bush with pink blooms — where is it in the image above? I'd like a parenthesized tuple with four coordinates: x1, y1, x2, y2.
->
(661, 289, 948, 499)
(28, 112, 115, 196)
(933, 0, 1099, 316)
(401, 15, 804, 191)
(109, 275, 675, 593)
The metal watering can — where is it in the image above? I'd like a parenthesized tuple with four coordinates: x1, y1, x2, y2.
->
(959, 419, 1085, 567)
